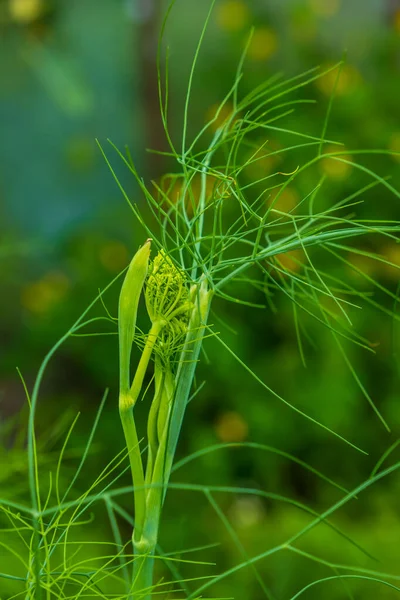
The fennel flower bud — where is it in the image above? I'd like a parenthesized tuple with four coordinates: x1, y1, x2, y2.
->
(145, 250, 191, 361)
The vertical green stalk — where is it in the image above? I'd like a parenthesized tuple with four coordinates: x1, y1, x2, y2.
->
(145, 356, 165, 489)
(132, 363, 174, 599)
(119, 245, 205, 599)
(131, 278, 212, 598)
(130, 320, 166, 404)
(163, 277, 212, 494)
(118, 240, 151, 546)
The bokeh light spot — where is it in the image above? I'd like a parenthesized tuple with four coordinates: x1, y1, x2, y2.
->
(9, 0, 43, 23)
(346, 252, 376, 281)
(308, 0, 341, 18)
(274, 249, 305, 274)
(229, 496, 265, 528)
(214, 411, 248, 443)
(388, 132, 400, 163)
(205, 101, 235, 132)
(320, 145, 353, 179)
(394, 9, 400, 33)
(381, 243, 400, 280)
(99, 241, 129, 273)
(244, 139, 282, 180)
(269, 186, 300, 214)
(21, 272, 70, 314)
(247, 27, 278, 61)
(216, 0, 250, 32)
(316, 64, 362, 97)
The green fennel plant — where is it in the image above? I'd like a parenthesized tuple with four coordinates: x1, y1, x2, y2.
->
(1, 1, 400, 598)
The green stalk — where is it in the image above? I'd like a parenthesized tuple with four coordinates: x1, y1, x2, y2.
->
(131, 548, 156, 600)
(130, 320, 165, 405)
(119, 404, 146, 541)
(163, 277, 213, 493)
(120, 319, 165, 547)
(132, 364, 174, 599)
(145, 357, 164, 488)
(121, 247, 202, 598)
(119, 241, 152, 543)
(131, 280, 212, 598)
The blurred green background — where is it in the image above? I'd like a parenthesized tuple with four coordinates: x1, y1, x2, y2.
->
(1, 0, 400, 598)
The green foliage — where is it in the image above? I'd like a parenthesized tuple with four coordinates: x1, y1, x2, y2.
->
(1, 1, 400, 599)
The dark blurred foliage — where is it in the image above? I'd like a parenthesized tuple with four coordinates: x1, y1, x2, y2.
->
(1, 0, 400, 598)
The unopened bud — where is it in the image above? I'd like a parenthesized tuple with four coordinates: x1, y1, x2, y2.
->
(119, 239, 151, 395)
(145, 250, 191, 362)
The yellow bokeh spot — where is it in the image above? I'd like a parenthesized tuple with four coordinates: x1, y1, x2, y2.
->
(205, 101, 235, 132)
(216, 0, 250, 32)
(9, 0, 43, 23)
(346, 252, 376, 281)
(308, 0, 341, 18)
(160, 174, 184, 206)
(247, 27, 278, 61)
(190, 173, 219, 201)
(21, 272, 70, 314)
(214, 411, 248, 443)
(229, 496, 265, 528)
(381, 243, 400, 280)
(269, 186, 300, 214)
(319, 294, 348, 319)
(160, 172, 219, 217)
(274, 249, 305, 274)
(388, 132, 400, 164)
(394, 9, 400, 33)
(99, 241, 129, 273)
(320, 144, 353, 180)
(316, 64, 362, 97)
(245, 138, 282, 180)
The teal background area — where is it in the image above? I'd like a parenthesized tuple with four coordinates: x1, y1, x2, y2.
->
(0, 0, 139, 238)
